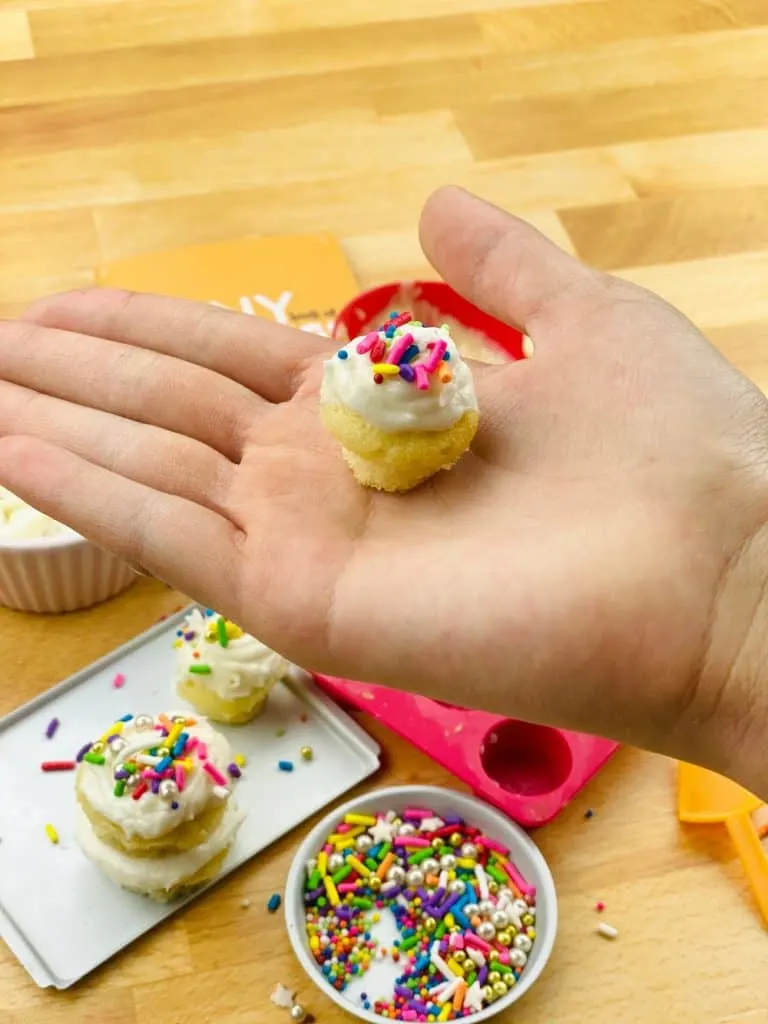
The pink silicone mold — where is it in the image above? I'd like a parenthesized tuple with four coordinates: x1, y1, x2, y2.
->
(312, 678, 617, 827)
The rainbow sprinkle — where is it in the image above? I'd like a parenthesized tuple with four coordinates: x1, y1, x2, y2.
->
(76, 712, 237, 808)
(303, 809, 537, 1019)
(342, 313, 455, 392)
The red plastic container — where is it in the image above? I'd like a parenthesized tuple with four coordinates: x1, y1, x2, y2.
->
(315, 280, 618, 827)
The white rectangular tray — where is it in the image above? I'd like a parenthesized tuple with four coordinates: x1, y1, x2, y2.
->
(0, 607, 380, 989)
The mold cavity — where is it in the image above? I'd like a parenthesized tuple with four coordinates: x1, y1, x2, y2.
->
(480, 720, 573, 796)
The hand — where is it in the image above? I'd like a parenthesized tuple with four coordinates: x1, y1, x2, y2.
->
(1, 187, 767, 797)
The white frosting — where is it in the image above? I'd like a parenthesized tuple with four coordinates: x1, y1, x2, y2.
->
(176, 609, 288, 699)
(0, 486, 75, 541)
(77, 714, 233, 840)
(75, 801, 244, 893)
(321, 324, 478, 433)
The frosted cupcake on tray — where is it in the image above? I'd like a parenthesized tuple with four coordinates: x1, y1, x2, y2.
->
(74, 711, 245, 902)
(320, 312, 479, 492)
(175, 608, 288, 724)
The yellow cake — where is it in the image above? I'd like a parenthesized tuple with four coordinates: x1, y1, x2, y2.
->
(320, 315, 479, 492)
(175, 609, 288, 724)
(74, 712, 245, 901)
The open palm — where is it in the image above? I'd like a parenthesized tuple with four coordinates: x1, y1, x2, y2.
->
(2, 187, 768, 778)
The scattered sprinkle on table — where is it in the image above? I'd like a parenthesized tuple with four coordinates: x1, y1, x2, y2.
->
(276, 728, 286, 738)
(584, 809, 595, 819)
(41, 760, 76, 772)
(45, 717, 59, 739)
(267, 892, 282, 912)
(241, 898, 252, 909)
(303, 807, 537, 1018)
(596, 922, 618, 940)
(112, 673, 126, 689)
(278, 760, 294, 773)
(45, 823, 59, 845)
(300, 745, 314, 762)
(234, 753, 247, 767)
(595, 901, 605, 912)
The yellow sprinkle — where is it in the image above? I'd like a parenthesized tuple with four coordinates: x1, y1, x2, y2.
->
(457, 858, 476, 869)
(330, 835, 358, 851)
(99, 721, 124, 743)
(445, 913, 455, 928)
(323, 876, 340, 906)
(173, 639, 183, 648)
(330, 826, 365, 841)
(310, 937, 320, 952)
(225, 620, 244, 640)
(45, 824, 59, 845)
(439, 1005, 451, 1021)
(446, 959, 464, 977)
(234, 754, 247, 767)
(346, 856, 371, 878)
(344, 813, 377, 827)
(318, 851, 328, 877)
(371, 363, 400, 376)
(165, 723, 184, 749)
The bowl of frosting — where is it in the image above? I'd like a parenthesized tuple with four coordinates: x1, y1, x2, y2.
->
(0, 487, 135, 614)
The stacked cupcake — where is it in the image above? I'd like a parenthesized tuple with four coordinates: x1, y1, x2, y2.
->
(74, 711, 244, 901)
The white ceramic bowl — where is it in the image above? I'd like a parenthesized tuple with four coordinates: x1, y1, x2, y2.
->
(286, 785, 557, 1022)
(0, 531, 136, 613)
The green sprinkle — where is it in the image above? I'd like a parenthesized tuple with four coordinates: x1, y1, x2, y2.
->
(495, 962, 512, 975)
(487, 864, 507, 885)
(408, 848, 433, 865)
(317, 896, 327, 908)
(113, 780, 126, 797)
(307, 870, 321, 890)
(189, 664, 212, 674)
(217, 616, 229, 647)
(466, 971, 477, 986)
(377, 843, 392, 861)
(439, 846, 453, 857)
(331, 866, 351, 885)
(275, 728, 286, 738)
(124, 762, 137, 774)
(83, 752, 105, 765)
(365, 857, 378, 872)
(399, 935, 419, 952)
(434, 921, 447, 939)
(353, 898, 373, 910)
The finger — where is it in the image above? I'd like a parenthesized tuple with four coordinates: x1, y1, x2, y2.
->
(0, 435, 242, 609)
(0, 380, 236, 521)
(0, 318, 257, 461)
(419, 186, 603, 335)
(23, 288, 331, 404)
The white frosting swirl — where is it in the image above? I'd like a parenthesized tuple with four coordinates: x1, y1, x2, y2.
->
(0, 486, 75, 541)
(75, 801, 244, 893)
(321, 324, 478, 433)
(76, 713, 233, 840)
(176, 609, 288, 700)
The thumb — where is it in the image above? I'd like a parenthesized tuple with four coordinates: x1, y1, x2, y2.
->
(419, 186, 601, 335)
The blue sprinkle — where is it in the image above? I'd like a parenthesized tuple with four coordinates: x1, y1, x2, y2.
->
(156, 756, 172, 773)
(176, 629, 183, 637)
(361, 993, 368, 1001)
(267, 892, 282, 913)
(363, 1002, 371, 1011)
(118, 714, 134, 722)
(401, 343, 420, 363)
(337, 349, 348, 359)
(171, 801, 180, 810)
(385, 327, 395, 338)
(585, 808, 595, 819)
(205, 608, 215, 617)
(278, 760, 294, 772)
(389, 310, 399, 318)
(442, 351, 451, 361)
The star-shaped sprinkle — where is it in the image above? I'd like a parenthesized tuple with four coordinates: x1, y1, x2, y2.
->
(419, 816, 445, 832)
(464, 982, 485, 1013)
(271, 984, 295, 1010)
(369, 817, 397, 844)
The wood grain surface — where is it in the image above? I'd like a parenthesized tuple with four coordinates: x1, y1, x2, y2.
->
(1, 1, 768, 1022)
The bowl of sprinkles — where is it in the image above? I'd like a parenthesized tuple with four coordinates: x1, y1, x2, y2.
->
(286, 786, 556, 1022)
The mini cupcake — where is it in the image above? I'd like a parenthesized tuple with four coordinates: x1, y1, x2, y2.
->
(74, 711, 245, 901)
(175, 608, 288, 724)
(0, 486, 135, 613)
(320, 313, 479, 492)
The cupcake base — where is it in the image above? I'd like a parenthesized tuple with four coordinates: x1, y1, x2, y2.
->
(322, 404, 479, 492)
(177, 677, 269, 724)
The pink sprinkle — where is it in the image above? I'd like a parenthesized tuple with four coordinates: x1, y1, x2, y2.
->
(413, 364, 430, 390)
(142, 769, 162, 780)
(394, 836, 430, 848)
(356, 331, 379, 354)
(176, 765, 186, 792)
(421, 339, 447, 373)
(112, 673, 126, 689)
(203, 762, 227, 787)
(477, 835, 508, 857)
(186, 737, 199, 752)
(337, 823, 352, 834)
(494, 945, 511, 965)
(403, 807, 436, 820)
(338, 882, 359, 893)
(402, 1013, 418, 1022)
(386, 332, 413, 365)
(464, 932, 491, 953)
(501, 858, 536, 899)
(449, 934, 464, 950)
(196, 741, 208, 759)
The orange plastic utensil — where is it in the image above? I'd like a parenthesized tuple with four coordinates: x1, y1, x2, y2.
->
(678, 762, 768, 926)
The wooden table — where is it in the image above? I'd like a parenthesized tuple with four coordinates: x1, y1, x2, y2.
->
(2, 1, 768, 1021)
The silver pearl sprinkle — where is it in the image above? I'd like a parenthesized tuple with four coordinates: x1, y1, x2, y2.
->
(290, 1004, 307, 1023)
(386, 865, 406, 885)
(124, 772, 141, 790)
(398, 823, 416, 837)
(459, 842, 478, 860)
(463, 903, 479, 919)
(478, 899, 495, 917)
(305, 858, 318, 877)
(477, 921, 497, 942)
(421, 858, 440, 876)
(327, 852, 345, 873)
(133, 714, 154, 732)
(356, 834, 374, 854)
(491, 910, 510, 930)
(406, 868, 425, 888)
(439, 854, 457, 871)
(509, 948, 528, 968)
(108, 736, 127, 756)
(514, 934, 533, 953)
(512, 899, 529, 918)
(448, 879, 466, 896)
(158, 779, 179, 801)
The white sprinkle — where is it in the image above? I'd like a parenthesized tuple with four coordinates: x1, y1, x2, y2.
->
(212, 785, 230, 799)
(436, 978, 461, 1004)
(241, 899, 251, 909)
(134, 753, 162, 766)
(597, 922, 619, 940)
(466, 948, 486, 968)
(430, 941, 455, 982)
(474, 863, 489, 901)
(438, 870, 449, 889)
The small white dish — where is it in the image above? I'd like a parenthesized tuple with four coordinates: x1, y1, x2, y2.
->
(285, 784, 557, 1022)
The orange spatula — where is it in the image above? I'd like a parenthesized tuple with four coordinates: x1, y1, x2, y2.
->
(678, 762, 768, 926)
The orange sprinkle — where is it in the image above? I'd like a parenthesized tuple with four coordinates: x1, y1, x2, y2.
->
(453, 981, 467, 1012)
(440, 372, 453, 384)
(158, 713, 173, 731)
(377, 853, 396, 879)
(471, 915, 482, 928)
(425, 873, 440, 887)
